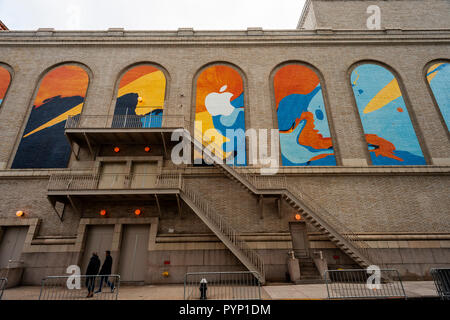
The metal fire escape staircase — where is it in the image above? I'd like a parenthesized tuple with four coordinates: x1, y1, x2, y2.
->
(182, 129, 379, 273)
(179, 181, 266, 284)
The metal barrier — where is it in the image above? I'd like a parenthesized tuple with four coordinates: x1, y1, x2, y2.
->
(39, 275, 120, 300)
(430, 268, 450, 300)
(324, 269, 406, 299)
(0, 278, 7, 300)
(184, 272, 261, 300)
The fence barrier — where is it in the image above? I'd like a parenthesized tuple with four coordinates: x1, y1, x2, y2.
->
(184, 272, 261, 300)
(324, 269, 406, 299)
(430, 268, 450, 300)
(0, 278, 7, 300)
(39, 275, 120, 300)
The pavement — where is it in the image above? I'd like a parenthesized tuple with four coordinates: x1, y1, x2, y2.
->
(1, 281, 438, 300)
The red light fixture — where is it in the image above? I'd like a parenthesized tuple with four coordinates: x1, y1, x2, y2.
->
(134, 209, 142, 216)
(114, 147, 120, 153)
(144, 146, 151, 152)
(100, 209, 107, 216)
(16, 210, 24, 217)
(295, 213, 301, 221)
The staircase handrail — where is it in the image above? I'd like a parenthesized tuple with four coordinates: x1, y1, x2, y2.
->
(180, 179, 265, 279)
(188, 127, 382, 267)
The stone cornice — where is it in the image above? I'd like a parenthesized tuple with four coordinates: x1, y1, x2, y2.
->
(1, 166, 449, 178)
(0, 29, 449, 46)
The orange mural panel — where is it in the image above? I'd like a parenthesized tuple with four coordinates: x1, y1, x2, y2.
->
(0, 66, 11, 100)
(274, 64, 320, 108)
(34, 65, 89, 107)
(196, 65, 243, 113)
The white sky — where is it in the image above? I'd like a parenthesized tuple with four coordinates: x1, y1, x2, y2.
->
(0, 0, 306, 30)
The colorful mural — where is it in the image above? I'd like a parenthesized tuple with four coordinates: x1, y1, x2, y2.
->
(351, 64, 426, 165)
(12, 65, 89, 169)
(427, 62, 450, 131)
(114, 65, 166, 128)
(274, 64, 336, 166)
(0, 65, 11, 107)
(194, 65, 246, 165)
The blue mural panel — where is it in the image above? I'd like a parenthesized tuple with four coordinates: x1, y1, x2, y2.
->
(351, 64, 425, 165)
(427, 63, 450, 131)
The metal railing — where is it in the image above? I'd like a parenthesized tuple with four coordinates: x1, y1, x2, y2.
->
(39, 275, 120, 300)
(66, 113, 187, 129)
(324, 269, 406, 299)
(184, 272, 261, 300)
(0, 278, 7, 300)
(249, 174, 382, 267)
(181, 181, 265, 282)
(430, 268, 450, 300)
(246, 174, 380, 265)
(48, 172, 181, 191)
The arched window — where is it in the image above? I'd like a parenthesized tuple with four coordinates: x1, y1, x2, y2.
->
(426, 62, 450, 131)
(113, 65, 166, 128)
(0, 65, 11, 108)
(350, 63, 425, 165)
(12, 65, 89, 168)
(194, 64, 246, 166)
(273, 64, 336, 166)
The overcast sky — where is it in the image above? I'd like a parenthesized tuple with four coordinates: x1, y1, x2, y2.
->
(0, 0, 306, 30)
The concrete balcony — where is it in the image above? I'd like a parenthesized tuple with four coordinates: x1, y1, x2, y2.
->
(47, 172, 182, 219)
(64, 113, 187, 156)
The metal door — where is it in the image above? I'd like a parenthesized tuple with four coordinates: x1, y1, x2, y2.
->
(81, 225, 114, 274)
(98, 162, 127, 189)
(130, 162, 158, 189)
(289, 222, 309, 258)
(0, 227, 27, 268)
(119, 225, 149, 282)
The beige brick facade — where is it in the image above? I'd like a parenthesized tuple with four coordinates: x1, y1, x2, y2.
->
(0, 0, 449, 284)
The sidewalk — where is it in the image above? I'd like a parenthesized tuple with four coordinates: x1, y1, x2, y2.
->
(262, 281, 438, 299)
(1, 281, 438, 300)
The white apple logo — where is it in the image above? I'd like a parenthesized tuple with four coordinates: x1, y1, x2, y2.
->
(204, 85, 235, 116)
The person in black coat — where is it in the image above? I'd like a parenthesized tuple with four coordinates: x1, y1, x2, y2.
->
(95, 250, 115, 293)
(85, 252, 100, 298)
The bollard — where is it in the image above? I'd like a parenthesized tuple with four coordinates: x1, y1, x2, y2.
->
(199, 278, 208, 300)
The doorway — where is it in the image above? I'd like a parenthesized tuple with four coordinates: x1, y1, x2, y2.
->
(81, 225, 114, 274)
(98, 162, 128, 189)
(0, 227, 28, 268)
(130, 162, 158, 188)
(289, 222, 310, 258)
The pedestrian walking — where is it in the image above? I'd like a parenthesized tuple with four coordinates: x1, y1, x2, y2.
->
(85, 252, 100, 298)
(95, 250, 115, 293)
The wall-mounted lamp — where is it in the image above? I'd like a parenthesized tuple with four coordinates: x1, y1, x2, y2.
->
(134, 209, 142, 216)
(295, 213, 301, 221)
(137, 96, 143, 103)
(16, 210, 25, 217)
(100, 209, 107, 216)
(114, 147, 120, 153)
(144, 146, 151, 152)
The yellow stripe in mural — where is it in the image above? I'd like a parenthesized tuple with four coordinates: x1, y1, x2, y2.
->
(427, 63, 444, 83)
(352, 70, 360, 86)
(23, 103, 83, 138)
(118, 70, 166, 115)
(363, 78, 402, 114)
(194, 111, 232, 159)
